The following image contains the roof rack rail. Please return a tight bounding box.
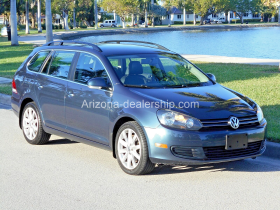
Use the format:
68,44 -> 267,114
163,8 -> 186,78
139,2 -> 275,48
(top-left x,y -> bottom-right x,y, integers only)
44,40 -> 102,52
99,40 -> 170,51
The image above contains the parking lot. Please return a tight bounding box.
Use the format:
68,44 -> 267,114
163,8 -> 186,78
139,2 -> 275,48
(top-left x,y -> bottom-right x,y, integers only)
1,108 -> 280,210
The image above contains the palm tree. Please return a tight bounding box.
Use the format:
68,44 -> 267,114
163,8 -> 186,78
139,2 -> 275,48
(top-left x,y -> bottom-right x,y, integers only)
45,0 -> 53,42
10,0 -> 19,46
26,0 -> 30,34
37,0 -> 42,33
94,0 -> 98,29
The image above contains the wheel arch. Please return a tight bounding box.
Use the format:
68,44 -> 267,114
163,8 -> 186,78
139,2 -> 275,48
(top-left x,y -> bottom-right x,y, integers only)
111,116 -> 140,158
19,98 -> 35,129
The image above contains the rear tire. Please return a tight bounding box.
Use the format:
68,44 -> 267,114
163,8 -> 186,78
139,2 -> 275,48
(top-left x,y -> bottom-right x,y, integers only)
115,121 -> 155,175
21,102 -> 51,145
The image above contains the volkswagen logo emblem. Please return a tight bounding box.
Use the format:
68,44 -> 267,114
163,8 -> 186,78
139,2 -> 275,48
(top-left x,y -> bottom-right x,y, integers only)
229,116 -> 239,129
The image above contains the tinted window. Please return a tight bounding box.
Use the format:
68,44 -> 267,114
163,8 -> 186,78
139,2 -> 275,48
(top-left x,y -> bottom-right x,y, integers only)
74,53 -> 109,85
28,51 -> 50,72
48,51 -> 75,79
107,54 -> 211,88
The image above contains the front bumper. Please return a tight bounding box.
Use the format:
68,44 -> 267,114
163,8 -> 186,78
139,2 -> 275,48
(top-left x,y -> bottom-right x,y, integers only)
144,119 -> 267,165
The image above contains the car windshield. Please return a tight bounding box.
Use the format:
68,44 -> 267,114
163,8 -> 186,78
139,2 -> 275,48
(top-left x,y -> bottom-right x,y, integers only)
107,53 -> 212,88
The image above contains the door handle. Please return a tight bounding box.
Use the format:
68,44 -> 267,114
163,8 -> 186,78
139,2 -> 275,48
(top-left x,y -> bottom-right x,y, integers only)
38,85 -> 43,90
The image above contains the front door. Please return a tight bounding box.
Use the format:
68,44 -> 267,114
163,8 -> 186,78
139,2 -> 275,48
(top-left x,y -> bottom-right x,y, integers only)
65,52 -> 112,145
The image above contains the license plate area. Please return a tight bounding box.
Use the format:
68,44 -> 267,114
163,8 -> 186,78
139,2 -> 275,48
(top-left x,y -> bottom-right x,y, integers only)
226,134 -> 248,150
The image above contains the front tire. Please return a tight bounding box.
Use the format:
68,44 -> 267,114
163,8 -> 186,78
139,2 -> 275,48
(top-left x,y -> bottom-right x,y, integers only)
115,121 -> 155,175
21,102 -> 51,145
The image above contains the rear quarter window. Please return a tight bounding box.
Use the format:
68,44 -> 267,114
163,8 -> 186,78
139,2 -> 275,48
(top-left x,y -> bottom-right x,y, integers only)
28,51 -> 50,72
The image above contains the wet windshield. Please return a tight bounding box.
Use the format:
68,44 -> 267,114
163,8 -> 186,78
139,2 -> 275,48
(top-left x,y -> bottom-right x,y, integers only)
107,53 -> 212,88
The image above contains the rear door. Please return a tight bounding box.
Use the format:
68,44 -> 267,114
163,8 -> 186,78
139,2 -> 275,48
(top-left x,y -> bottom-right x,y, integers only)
65,52 -> 112,145
35,50 -> 76,131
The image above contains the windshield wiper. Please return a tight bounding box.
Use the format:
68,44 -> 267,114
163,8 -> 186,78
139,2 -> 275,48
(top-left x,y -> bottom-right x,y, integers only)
123,84 -> 156,89
164,84 -> 189,88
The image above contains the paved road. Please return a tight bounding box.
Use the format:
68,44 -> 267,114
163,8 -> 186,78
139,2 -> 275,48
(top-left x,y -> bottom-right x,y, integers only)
1,108 -> 280,210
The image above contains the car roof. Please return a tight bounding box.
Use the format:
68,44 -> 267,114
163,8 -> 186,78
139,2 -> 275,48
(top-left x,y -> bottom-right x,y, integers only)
35,41 -> 173,57
97,43 -> 172,56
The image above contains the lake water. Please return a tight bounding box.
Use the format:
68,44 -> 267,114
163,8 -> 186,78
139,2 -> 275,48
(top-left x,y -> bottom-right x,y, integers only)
78,27 -> 280,59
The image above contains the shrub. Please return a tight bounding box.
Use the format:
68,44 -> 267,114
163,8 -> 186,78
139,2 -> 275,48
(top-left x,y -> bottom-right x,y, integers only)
79,22 -> 87,29
174,21 -> 200,24
54,25 -> 58,29
41,24 -> 46,30
16,24 -> 25,31
69,23 -> 73,29
59,24 -> 63,29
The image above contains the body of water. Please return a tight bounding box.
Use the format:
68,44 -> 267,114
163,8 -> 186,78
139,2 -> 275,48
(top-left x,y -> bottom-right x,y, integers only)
78,27 -> 280,59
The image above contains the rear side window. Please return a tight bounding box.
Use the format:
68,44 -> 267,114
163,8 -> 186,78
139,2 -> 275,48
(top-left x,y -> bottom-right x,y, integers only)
28,51 -> 50,72
48,51 -> 75,79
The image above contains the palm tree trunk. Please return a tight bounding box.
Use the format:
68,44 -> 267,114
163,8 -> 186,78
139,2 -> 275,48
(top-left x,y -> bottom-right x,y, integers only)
131,14 -> 134,26
26,0 -> 30,34
278,7 -> 280,24
10,0 -> 19,46
183,8 -> 186,25
37,0 -> 42,32
73,1 -> 76,28
145,8 -> 148,27
193,12 -> 196,25
45,0 -> 53,42
94,0 -> 98,29
151,0 -> 154,27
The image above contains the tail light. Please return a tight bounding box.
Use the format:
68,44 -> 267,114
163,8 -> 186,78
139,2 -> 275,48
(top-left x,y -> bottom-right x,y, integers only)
12,78 -> 18,94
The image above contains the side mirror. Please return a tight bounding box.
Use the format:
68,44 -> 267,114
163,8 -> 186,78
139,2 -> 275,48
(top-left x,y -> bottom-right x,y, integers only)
207,73 -> 216,83
87,77 -> 111,90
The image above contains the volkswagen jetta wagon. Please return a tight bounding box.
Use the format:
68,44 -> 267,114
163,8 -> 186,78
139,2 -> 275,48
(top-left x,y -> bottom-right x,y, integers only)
11,40 -> 267,175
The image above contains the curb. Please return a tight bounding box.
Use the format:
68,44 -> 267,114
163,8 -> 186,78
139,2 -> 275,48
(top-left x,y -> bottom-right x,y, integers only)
0,93 -> 11,106
263,141 -> 280,160
0,93 -> 279,159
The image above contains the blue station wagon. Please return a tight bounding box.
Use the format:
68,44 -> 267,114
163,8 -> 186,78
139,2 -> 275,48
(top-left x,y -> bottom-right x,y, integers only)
11,40 -> 267,175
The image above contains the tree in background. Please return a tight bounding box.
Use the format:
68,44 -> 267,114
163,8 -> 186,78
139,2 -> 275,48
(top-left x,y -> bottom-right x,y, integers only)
75,0 -> 94,26
37,0 -> 42,32
25,0 -> 30,34
52,0 -> 74,30
230,0 -> 262,24
172,0 -> 193,25
11,0 -> 19,45
101,0 -> 138,28
45,0 -> 53,42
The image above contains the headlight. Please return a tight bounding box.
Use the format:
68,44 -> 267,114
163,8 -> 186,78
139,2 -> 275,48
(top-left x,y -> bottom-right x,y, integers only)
157,109 -> 202,130
256,104 -> 264,123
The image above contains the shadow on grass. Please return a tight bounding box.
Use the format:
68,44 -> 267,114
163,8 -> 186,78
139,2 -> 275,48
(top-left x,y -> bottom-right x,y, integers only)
195,62 -> 279,83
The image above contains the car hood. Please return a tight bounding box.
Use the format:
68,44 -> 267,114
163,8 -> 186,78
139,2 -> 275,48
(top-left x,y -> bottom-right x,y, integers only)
129,84 -> 256,120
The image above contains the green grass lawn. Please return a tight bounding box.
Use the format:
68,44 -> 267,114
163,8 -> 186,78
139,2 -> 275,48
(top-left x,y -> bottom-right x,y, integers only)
0,39 -> 279,142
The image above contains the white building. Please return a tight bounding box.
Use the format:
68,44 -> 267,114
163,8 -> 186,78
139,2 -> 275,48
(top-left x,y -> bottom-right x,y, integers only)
162,7 -> 262,24
162,7 -> 201,24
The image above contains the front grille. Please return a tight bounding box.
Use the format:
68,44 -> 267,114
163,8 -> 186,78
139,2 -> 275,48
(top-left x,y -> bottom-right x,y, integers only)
203,141 -> 263,160
200,115 -> 259,131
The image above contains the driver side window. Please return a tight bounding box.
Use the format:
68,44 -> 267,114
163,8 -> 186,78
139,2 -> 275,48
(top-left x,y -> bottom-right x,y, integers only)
74,53 -> 110,85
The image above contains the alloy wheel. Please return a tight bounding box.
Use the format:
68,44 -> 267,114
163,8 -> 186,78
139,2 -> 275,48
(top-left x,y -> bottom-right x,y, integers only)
23,107 -> 39,140
118,128 -> 141,170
